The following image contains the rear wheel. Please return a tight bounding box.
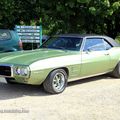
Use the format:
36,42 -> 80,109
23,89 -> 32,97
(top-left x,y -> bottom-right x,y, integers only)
112,62 -> 120,78
43,69 -> 68,94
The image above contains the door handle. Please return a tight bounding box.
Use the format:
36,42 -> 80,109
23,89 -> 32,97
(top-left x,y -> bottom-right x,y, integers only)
104,53 -> 109,56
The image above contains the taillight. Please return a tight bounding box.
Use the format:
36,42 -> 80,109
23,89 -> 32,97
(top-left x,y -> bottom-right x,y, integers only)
19,39 -> 23,49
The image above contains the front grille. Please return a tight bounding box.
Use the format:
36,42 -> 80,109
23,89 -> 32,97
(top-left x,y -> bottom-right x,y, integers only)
0,66 -> 11,76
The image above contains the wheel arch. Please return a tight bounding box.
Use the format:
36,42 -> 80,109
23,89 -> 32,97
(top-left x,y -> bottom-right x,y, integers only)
51,67 -> 69,76
44,67 -> 69,82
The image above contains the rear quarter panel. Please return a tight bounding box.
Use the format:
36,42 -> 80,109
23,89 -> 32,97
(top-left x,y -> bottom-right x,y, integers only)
108,47 -> 120,69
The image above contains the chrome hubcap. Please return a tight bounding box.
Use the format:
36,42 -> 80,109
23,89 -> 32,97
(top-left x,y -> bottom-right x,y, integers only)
52,72 -> 65,92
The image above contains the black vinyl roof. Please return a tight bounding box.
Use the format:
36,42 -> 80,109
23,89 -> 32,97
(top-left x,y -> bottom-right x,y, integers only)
55,34 -> 120,47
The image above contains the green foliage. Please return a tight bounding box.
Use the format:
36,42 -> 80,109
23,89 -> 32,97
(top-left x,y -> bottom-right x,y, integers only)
77,0 -> 90,3
102,0 -> 110,7
112,1 -> 120,11
115,36 -> 120,44
0,0 -> 120,38
89,7 -> 96,15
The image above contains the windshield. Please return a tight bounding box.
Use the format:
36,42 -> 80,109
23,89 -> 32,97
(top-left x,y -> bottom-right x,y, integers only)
41,37 -> 83,51
0,30 -> 11,40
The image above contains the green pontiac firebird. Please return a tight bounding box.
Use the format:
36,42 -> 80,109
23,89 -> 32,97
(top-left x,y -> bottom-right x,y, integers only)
0,34 -> 120,94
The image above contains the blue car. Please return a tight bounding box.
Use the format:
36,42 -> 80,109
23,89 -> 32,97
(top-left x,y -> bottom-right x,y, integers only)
0,29 -> 23,52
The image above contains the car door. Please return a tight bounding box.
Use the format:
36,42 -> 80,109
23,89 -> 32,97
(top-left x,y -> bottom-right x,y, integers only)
80,37 -> 112,77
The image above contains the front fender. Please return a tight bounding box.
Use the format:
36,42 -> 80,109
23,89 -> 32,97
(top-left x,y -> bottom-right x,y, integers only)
27,68 -> 53,85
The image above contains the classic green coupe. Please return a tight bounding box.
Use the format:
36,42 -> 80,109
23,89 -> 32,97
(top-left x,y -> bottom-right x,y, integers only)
0,34 -> 120,94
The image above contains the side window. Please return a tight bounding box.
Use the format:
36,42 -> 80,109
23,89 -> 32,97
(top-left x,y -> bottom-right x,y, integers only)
103,39 -> 112,50
83,38 -> 106,51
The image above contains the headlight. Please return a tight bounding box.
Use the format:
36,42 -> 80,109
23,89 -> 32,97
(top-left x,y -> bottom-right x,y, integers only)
15,67 -> 21,75
14,66 -> 30,77
21,68 -> 28,76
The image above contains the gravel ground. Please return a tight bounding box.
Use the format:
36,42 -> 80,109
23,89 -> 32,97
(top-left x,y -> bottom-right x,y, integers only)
0,75 -> 120,120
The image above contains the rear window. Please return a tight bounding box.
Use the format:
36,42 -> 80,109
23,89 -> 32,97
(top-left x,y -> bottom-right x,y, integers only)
0,30 -> 11,40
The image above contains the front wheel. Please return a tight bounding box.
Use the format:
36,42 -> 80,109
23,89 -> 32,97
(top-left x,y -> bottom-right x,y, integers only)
43,69 -> 68,94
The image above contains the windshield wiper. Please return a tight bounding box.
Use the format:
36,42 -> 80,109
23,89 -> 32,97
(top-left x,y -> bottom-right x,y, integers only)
40,45 -> 47,48
40,46 -> 66,50
53,46 -> 66,50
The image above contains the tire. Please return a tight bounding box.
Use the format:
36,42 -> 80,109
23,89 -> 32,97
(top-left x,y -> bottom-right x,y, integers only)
112,62 -> 120,78
6,78 -> 17,84
43,69 -> 68,94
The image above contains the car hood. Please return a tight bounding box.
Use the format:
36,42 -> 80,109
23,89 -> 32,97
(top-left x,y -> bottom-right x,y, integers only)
0,49 -> 76,65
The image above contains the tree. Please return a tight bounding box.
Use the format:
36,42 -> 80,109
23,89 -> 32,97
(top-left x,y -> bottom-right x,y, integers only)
0,0 -> 120,38
39,0 -> 120,38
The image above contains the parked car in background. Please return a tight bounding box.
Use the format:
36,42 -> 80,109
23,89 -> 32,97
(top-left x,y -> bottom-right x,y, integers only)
42,35 -> 49,43
0,34 -> 120,94
0,29 -> 23,52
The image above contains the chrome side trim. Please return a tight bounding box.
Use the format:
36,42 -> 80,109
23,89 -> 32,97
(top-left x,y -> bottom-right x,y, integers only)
68,71 -> 112,82
0,64 -> 13,67
11,65 -> 14,77
0,75 -> 13,78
